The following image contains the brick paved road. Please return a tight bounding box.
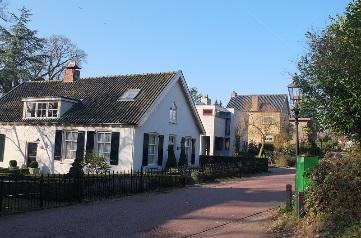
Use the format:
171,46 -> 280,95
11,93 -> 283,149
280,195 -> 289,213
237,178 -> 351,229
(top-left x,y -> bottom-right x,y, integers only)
0,168 -> 294,238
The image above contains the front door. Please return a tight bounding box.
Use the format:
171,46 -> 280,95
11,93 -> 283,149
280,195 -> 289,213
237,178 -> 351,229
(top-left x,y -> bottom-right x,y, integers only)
27,143 -> 38,166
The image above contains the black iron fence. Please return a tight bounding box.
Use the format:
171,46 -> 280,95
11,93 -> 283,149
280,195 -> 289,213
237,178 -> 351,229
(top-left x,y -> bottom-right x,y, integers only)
199,155 -> 269,174
0,158 -> 268,215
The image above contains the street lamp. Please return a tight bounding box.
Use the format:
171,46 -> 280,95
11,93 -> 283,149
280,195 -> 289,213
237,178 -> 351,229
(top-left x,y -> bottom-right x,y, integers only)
288,75 -> 302,156
288,75 -> 304,219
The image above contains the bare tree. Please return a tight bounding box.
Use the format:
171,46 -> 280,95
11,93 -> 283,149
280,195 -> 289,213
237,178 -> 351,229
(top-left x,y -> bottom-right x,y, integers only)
0,0 -> 9,21
34,35 -> 87,81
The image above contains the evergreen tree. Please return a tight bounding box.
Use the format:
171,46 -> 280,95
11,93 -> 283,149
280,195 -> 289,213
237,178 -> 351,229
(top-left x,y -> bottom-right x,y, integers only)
178,138 -> 188,167
0,7 -> 44,93
68,155 -> 85,177
165,145 -> 177,169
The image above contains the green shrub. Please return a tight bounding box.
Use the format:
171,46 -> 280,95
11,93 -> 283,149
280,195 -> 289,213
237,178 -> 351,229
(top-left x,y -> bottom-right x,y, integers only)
29,161 -> 39,168
68,155 -> 85,177
306,157 -> 361,220
178,141 -> 188,168
9,160 -> 17,168
337,222 -> 361,238
247,142 -> 259,156
84,153 -> 110,174
274,153 -> 295,167
166,145 -> 177,169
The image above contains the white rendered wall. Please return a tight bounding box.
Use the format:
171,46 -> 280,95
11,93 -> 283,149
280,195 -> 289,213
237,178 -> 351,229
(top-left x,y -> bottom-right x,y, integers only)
196,105 -> 216,155
134,80 -> 202,170
0,124 -> 134,174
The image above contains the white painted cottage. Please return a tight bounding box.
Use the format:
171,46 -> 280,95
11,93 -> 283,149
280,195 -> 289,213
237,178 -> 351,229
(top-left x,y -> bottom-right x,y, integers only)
0,63 -> 205,174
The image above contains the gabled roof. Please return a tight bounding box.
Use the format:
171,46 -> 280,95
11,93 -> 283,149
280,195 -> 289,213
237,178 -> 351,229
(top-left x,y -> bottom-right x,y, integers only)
227,94 -> 289,112
0,72 -> 179,125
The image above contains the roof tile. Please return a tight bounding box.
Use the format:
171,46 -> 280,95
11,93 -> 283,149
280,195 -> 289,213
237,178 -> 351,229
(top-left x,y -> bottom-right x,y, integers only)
0,72 -> 177,124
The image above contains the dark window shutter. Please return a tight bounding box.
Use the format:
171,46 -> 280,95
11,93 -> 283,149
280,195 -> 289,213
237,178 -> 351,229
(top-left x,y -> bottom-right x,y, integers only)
0,134 -> 5,162
110,132 -> 120,165
86,131 -> 95,154
54,130 -> 62,160
76,131 -> 85,160
142,133 -> 149,166
191,138 -> 196,165
157,135 -> 164,166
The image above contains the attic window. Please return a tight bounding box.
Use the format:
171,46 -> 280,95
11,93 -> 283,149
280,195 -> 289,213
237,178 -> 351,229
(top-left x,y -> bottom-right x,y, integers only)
25,101 -> 59,119
119,89 -> 140,101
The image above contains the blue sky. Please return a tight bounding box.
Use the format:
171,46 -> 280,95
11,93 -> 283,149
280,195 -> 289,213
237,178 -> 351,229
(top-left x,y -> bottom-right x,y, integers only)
8,0 -> 350,104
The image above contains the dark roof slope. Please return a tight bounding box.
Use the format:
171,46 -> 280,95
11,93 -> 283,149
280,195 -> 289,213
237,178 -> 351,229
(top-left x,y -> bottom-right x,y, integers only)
227,94 -> 288,112
0,72 -> 177,124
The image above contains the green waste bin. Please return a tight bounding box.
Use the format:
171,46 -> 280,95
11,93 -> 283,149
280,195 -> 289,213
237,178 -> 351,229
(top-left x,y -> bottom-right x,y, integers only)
295,156 -> 319,192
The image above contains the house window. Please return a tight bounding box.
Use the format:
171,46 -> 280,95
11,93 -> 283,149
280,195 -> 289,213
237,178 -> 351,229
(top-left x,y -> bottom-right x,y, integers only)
169,135 -> 176,147
169,102 -> 177,123
148,134 -> 158,165
97,132 -> 111,160
203,109 -> 213,116
37,103 -> 47,117
48,102 -> 59,117
26,102 -> 36,117
185,138 -> 192,160
118,89 -> 140,101
225,138 -> 230,150
263,116 -> 274,125
25,101 -> 59,119
265,134 -> 274,142
64,131 -> 78,160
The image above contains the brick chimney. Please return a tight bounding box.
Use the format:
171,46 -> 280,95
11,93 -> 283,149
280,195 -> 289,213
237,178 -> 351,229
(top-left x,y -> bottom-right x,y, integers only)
201,95 -> 211,105
64,61 -> 81,82
251,95 -> 259,111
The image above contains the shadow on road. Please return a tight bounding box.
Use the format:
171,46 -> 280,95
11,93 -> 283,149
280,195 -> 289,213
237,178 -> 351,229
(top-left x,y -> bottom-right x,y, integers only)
0,168 -> 295,238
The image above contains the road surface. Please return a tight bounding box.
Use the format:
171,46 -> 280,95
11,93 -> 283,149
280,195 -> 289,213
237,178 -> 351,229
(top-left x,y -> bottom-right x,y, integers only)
0,167 -> 294,238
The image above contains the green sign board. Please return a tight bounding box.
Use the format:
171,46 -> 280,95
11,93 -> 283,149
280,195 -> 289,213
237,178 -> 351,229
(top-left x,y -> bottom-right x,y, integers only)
295,156 -> 319,192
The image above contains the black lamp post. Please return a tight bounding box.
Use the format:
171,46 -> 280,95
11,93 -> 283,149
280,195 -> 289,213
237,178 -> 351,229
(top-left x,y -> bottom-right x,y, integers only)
288,75 -> 302,156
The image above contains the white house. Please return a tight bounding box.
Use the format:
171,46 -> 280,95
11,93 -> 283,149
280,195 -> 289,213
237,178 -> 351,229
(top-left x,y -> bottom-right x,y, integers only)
196,95 -> 238,156
0,63 -> 205,174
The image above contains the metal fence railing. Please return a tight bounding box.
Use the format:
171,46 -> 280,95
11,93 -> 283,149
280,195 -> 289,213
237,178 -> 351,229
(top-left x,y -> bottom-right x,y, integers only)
0,157 -> 268,215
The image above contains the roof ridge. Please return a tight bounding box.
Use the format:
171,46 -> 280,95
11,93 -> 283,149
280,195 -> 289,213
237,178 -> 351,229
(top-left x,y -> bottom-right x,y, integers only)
235,93 -> 288,97
81,71 -> 178,80
19,71 -> 178,83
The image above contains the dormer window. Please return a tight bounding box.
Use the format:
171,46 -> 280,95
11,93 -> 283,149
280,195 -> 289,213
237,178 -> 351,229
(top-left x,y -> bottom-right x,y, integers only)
118,89 -> 140,101
169,102 -> 177,123
25,101 -> 59,118
22,97 -> 78,119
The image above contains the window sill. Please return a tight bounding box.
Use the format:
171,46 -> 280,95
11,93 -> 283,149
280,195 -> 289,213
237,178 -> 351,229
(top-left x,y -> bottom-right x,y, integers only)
144,164 -> 162,171
59,159 -> 74,164
169,121 -> 177,124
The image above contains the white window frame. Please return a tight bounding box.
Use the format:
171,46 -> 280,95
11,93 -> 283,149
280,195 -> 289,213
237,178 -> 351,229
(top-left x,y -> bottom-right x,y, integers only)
148,133 -> 158,166
169,135 -> 176,146
25,101 -> 60,119
263,116 -> 275,125
96,131 -> 112,161
265,134 -> 274,142
169,102 -> 177,124
185,137 -> 192,162
63,131 -> 78,161
118,89 -> 141,101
